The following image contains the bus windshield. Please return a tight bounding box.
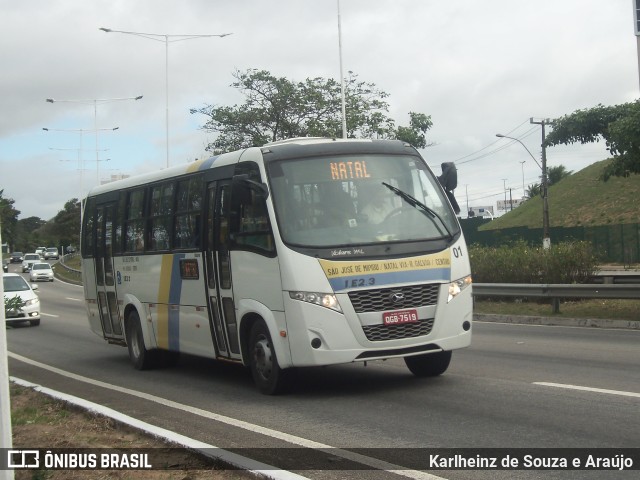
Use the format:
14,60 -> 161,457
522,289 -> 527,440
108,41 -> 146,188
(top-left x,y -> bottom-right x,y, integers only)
268,154 -> 460,248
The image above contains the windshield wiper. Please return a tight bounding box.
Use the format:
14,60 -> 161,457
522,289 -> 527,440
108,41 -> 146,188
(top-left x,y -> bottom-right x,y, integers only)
381,182 -> 454,239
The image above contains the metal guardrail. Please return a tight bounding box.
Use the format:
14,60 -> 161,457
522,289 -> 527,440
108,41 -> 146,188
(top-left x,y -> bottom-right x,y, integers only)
588,271 -> 640,284
473,283 -> 640,313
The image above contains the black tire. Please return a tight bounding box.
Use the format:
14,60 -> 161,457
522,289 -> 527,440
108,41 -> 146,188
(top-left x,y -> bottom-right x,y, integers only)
248,321 -> 290,395
405,350 -> 452,377
125,311 -> 159,370
29,319 -> 40,327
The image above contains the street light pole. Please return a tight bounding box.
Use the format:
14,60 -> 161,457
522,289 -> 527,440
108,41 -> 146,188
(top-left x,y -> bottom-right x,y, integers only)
520,160 -> 526,199
43,127 -> 117,210
496,132 -> 551,248
0,208 -> 13,470
100,28 -> 232,168
337,0 -> 347,139
46,96 -> 141,183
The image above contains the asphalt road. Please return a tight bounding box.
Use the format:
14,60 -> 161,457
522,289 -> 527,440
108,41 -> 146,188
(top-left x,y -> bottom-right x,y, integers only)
5,269 -> 640,480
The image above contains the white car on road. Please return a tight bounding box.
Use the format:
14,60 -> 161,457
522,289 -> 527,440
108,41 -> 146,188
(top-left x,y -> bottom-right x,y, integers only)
44,247 -> 59,260
22,253 -> 41,272
3,273 -> 40,326
29,262 -> 54,282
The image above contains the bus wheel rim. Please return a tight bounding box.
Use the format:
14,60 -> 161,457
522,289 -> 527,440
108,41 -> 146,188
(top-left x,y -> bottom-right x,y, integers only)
131,329 -> 141,358
254,335 -> 273,380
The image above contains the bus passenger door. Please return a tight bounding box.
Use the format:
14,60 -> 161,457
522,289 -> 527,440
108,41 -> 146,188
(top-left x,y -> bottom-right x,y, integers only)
95,203 -> 123,340
205,181 -> 241,360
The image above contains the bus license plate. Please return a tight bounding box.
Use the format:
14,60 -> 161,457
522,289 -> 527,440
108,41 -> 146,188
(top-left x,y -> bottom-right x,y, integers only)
383,309 -> 418,325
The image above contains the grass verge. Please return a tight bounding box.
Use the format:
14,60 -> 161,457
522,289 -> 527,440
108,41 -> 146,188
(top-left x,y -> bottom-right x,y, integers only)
10,383 -> 251,479
474,298 -> 639,321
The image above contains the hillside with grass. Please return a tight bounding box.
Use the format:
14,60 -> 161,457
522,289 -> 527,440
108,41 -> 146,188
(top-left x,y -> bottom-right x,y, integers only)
479,159 -> 640,230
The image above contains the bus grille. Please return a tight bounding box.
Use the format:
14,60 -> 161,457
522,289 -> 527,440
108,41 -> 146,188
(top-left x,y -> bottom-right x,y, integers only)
362,318 -> 435,342
348,284 -> 440,313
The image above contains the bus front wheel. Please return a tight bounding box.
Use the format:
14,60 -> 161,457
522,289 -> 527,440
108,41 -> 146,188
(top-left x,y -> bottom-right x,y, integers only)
126,311 -> 158,370
248,321 -> 290,395
404,350 -> 452,377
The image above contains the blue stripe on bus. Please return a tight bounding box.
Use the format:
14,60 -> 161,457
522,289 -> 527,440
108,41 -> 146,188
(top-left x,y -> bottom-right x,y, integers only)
168,254 -> 185,351
328,267 -> 450,292
198,156 -> 217,170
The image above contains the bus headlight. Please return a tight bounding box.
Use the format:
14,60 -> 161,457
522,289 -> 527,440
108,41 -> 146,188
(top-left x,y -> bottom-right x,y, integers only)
448,275 -> 472,303
289,291 -> 342,313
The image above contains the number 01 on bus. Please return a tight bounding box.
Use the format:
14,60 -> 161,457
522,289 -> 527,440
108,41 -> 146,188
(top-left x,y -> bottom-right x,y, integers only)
81,138 -> 472,394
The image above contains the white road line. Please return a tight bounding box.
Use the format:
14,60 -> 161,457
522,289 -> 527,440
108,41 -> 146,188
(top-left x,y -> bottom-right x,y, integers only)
8,352 -> 444,480
65,297 -> 83,302
41,313 -> 59,318
534,382 -> 640,398
11,377 -> 308,480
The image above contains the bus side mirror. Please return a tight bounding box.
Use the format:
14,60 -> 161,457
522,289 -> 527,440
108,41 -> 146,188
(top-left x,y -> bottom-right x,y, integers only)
437,163 -> 460,214
232,174 -> 270,199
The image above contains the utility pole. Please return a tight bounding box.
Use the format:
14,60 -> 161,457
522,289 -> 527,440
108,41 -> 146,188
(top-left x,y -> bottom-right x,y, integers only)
501,179 -> 507,213
509,188 -> 513,211
634,0 -> 640,91
530,117 -> 551,248
465,184 -> 469,217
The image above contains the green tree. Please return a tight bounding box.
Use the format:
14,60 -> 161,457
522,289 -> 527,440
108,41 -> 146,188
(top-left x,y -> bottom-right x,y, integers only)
47,198 -> 81,249
525,183 -> 541,199
192,69 -> 432,152
545,101 -> 640,180
0,189 -> 20,251
16,216 -> 47,252
547,165 -> 572,185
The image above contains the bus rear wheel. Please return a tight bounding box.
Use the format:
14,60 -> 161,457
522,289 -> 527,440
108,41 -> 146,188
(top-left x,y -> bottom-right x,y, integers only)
126,311 -> 159,370
248,321 -> 290,395
404,350 -> 452,377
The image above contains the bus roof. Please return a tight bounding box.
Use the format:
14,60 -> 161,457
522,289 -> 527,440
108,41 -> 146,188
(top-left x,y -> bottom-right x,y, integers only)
85,138 -> 419,198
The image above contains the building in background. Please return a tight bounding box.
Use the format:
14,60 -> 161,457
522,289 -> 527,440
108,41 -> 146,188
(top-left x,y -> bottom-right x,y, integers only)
497,198 -> 525,213
468,206 -> 494,219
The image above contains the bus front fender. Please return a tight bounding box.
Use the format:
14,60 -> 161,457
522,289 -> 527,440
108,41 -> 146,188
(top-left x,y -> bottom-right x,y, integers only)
236,299 -> 292,369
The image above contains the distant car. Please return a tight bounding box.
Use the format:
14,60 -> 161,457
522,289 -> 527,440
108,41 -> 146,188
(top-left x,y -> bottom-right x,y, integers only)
10,252 -> 24,263
44,247 -> 59,260
29,262 -> 54,282
65,246 -> 76,254
35,247 -> 46,258
2,261 -> 7,273
3,273 -> 40,326
22,253 -> 41,272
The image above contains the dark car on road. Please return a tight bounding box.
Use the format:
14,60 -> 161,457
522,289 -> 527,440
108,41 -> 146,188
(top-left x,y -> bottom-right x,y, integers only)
10,252 -> 24,263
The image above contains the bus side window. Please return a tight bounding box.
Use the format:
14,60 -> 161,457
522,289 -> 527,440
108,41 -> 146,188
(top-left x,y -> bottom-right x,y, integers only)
82,198 -> 95,257
148,182 -> 173,251
232,163 -> 275,254
175,176 -> 203,249
125,189 -> 145,253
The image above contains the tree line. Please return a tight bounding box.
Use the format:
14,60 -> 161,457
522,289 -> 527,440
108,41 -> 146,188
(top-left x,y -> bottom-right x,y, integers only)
1,191 -> 80,254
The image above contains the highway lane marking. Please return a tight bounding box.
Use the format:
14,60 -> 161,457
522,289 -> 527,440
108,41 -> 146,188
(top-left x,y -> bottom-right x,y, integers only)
8,352 -> 444,480
41,313 -> 59,318
65,297 -> 83,302
534,382 -> 640,398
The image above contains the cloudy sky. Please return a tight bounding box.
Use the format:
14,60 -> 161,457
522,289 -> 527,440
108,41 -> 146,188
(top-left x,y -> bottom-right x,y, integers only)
1,0 -> 638,221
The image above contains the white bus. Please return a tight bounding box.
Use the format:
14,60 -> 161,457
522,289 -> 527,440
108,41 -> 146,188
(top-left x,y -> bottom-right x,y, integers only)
81,138 -> 472,394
